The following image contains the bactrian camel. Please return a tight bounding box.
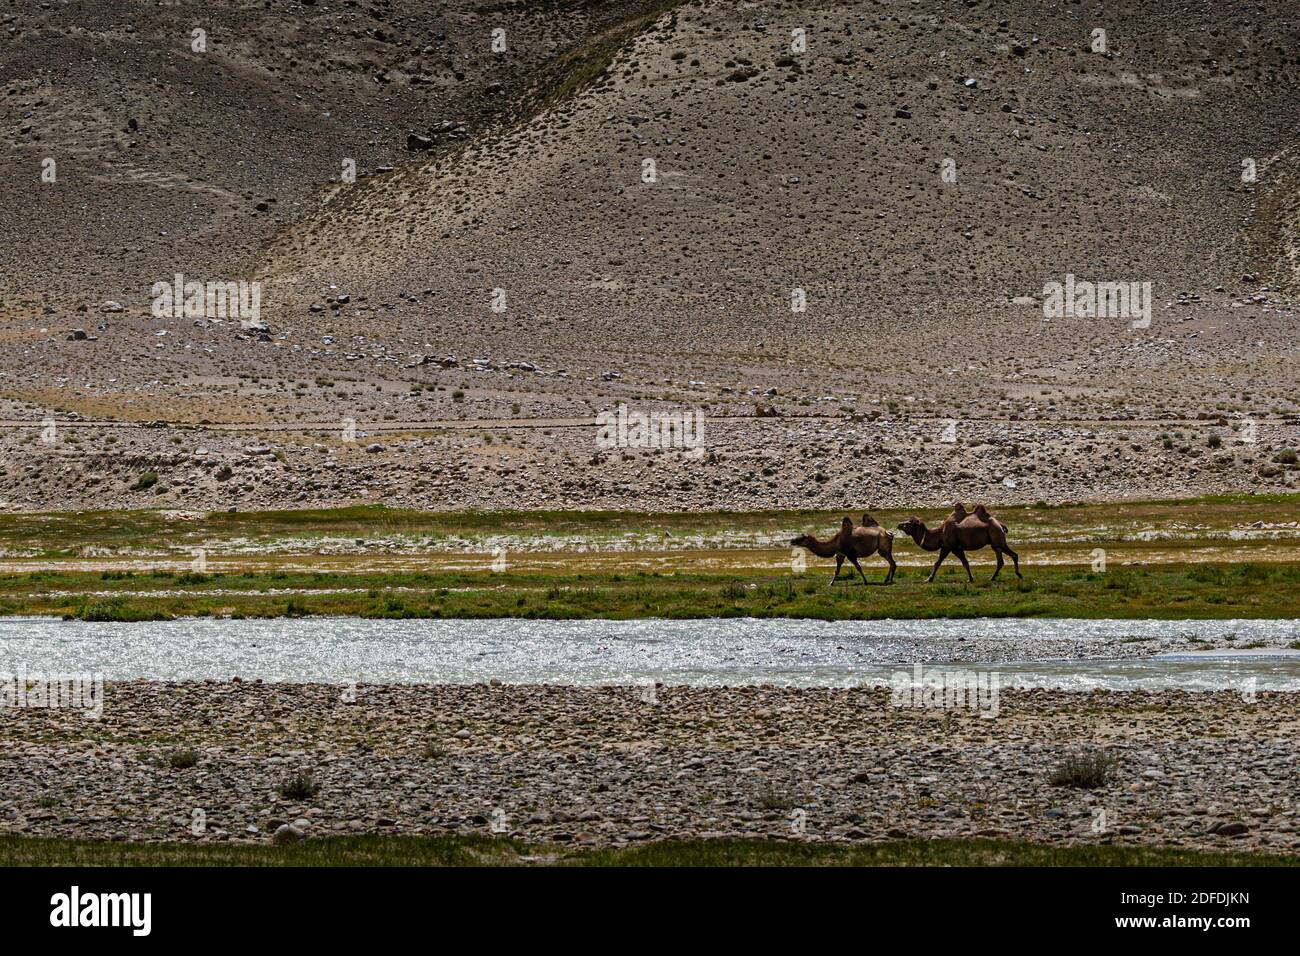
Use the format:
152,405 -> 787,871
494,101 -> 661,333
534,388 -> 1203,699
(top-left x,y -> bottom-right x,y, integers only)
791,515 -> 897,585
896,503 -> 1021,582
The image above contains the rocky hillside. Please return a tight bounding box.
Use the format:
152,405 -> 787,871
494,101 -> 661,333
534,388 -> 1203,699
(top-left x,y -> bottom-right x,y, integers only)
254,0 -> 1300,414
3,0 -> 668,311
3,0 -> 1300,511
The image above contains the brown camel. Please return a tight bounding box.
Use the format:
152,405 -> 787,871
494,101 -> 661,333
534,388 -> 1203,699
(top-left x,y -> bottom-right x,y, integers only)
791,515 -> 897,585
897,506 -> 1021,582
950,502 -> 1007,533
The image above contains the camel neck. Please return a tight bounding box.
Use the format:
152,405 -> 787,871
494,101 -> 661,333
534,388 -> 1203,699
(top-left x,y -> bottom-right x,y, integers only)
913,524 -> 941,549
807,534 -> 841,558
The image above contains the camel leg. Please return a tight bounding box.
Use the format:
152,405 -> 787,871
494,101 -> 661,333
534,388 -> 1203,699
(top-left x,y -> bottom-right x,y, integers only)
830,554 -> 844,585
1005,546 -> 1022,579
954,548 -> 974,583
849,555 -> 869,586
927,547 -> 950,583
991,549 -> 1004,581
884,553 -> 896,584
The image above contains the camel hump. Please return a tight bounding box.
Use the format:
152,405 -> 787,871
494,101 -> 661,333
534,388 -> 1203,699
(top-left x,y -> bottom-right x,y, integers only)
841,516 -> 854,531
860,513 -> 879,527
950,503 -> 969,521
971,504 -> 1007,531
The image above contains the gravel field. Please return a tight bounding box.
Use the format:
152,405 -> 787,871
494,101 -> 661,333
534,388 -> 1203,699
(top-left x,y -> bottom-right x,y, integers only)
2,681 -> 1296,853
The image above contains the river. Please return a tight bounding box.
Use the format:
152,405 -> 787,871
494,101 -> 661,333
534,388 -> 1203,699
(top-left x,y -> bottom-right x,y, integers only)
1,616 -> 1298,690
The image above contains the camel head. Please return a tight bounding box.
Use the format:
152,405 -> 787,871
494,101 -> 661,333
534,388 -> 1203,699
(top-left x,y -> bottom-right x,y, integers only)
897,516 -> 926,538
790,533 -> 814,548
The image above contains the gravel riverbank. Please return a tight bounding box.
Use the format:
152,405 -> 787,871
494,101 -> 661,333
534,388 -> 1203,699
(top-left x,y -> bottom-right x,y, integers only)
1,682 -> 1296,854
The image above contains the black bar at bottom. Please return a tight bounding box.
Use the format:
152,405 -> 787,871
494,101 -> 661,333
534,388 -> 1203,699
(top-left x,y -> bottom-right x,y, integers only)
0,864 -> 1283,940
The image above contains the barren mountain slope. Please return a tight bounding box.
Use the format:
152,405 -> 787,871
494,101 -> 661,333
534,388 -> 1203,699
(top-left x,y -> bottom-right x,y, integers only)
2,0 -> 667,311
3,0 -> 1300,511
254,0 -> 1300,417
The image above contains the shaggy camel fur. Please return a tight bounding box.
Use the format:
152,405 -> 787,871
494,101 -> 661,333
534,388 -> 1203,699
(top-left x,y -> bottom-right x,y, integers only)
791,515 -> 897,585
897,505 -> 1021,582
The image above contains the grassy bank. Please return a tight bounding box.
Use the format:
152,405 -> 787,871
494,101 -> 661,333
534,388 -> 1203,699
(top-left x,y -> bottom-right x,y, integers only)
0,834 -> 1292,867
1,560 -> 1296,621
0,492 -> 1295,558
0,493 -> 1294,621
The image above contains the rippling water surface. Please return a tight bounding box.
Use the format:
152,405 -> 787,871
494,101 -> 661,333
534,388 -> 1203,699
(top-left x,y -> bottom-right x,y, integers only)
1,616 -> 1298,690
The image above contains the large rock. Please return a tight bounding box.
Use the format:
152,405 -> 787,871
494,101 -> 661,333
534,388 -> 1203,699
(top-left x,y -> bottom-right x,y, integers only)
272,823 -> 305,845
1211,821 -> 1249,837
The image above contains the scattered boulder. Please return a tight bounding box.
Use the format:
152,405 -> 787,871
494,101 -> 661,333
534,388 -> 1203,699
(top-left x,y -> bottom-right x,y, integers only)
271,823 -> 305,845
1210,821 -> 1249,837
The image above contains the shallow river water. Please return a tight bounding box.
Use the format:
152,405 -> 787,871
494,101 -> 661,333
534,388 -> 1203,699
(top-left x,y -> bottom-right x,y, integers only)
1,616 -> 1298,690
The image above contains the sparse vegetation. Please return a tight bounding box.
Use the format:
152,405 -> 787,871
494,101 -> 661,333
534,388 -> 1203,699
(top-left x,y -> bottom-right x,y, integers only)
168,748 -> 200,770
1049,749 -> 1120,789
752,785 -> 804,812
275,771 -> 321,802
71,596 -> 171,623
